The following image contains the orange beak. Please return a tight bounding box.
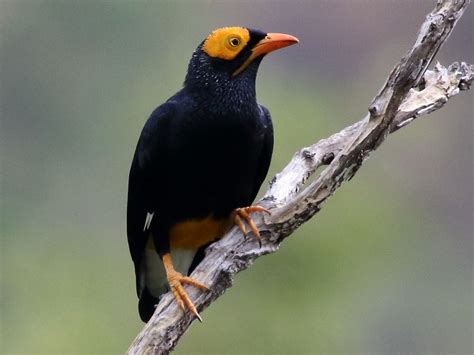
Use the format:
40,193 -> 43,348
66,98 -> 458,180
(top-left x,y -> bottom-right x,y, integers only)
232,33 -> 299,77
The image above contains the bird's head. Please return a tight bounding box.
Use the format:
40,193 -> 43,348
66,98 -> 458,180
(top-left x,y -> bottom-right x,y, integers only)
184,27 -> 298,95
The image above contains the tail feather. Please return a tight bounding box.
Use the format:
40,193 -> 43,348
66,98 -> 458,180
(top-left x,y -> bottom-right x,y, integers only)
138,287 -> 158,322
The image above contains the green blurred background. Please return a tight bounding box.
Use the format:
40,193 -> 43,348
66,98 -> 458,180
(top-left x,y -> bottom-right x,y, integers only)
1,1 -> 472,354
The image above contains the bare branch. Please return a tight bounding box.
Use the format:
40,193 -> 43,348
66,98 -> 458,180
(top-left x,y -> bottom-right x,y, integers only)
127,1 -> 472,354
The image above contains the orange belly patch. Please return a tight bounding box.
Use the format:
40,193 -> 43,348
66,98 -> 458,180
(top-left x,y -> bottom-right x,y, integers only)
169,215 -> 233,249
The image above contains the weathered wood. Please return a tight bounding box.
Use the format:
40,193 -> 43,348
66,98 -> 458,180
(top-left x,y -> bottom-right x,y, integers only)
127,1 -> 472,354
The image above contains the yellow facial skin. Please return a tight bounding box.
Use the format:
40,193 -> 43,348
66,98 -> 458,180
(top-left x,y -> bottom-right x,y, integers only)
202,27 -> 250,60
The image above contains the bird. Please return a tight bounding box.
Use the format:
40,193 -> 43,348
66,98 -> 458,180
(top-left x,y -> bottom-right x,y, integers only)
127,27 -> 298,323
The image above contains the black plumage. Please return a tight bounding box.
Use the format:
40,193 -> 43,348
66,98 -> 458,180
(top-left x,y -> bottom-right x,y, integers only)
127,27 -> 297,322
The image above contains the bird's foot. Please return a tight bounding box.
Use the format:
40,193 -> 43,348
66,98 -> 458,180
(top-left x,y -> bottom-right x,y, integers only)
234,205 -> 271,247
163,254 -> 209,322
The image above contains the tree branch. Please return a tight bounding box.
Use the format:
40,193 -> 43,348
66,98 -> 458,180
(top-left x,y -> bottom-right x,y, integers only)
127,1 -> 472,353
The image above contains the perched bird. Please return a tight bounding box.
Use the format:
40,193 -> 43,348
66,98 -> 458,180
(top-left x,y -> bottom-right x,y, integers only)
127,27 -> 298,322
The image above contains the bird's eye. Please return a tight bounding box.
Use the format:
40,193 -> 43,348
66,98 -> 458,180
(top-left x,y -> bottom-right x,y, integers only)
228,37 -> 241,47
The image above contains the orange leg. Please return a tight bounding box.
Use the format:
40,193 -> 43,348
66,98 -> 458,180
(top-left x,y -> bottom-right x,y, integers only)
234,206 -> 271,247
162,253 -> 209,322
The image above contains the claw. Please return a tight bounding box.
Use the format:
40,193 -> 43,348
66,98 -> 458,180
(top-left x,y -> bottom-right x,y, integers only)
244,206 -> 271,215
234,205 -> 270,247
234,214 -> 247,237
163,253 -> 208,321
195,311 -> 203,323
181,276 -> 210,291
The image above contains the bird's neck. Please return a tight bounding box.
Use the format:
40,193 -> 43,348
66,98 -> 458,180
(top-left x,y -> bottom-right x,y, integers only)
183,62 -> 260,116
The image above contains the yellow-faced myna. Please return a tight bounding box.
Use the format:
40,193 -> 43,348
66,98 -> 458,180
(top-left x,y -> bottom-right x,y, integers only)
127,27 -> 298,322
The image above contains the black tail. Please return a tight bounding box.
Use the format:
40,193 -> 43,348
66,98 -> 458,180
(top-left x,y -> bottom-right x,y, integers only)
138,287 -> 158,322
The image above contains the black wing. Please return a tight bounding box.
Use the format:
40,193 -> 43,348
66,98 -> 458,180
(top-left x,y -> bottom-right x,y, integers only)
188,104 -> 273,275
127,102 -> 174,294
250,104 -> 274,201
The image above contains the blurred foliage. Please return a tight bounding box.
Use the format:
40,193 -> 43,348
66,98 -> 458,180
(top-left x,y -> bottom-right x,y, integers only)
1,1 -> 472,354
